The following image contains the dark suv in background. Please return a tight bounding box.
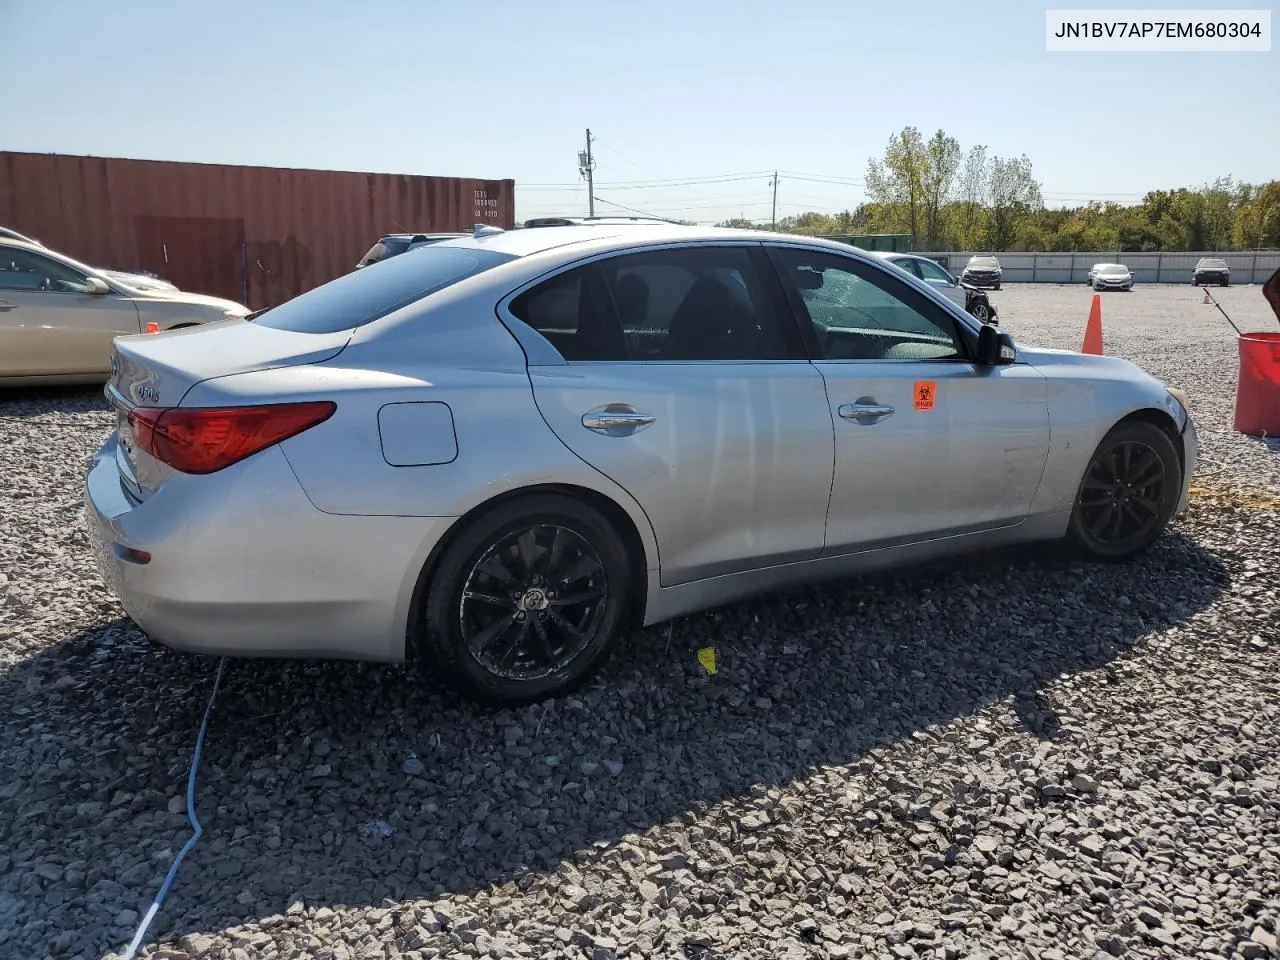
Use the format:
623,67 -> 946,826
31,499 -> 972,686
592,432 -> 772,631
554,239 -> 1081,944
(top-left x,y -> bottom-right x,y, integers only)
1192,257 -> 1230,286
961,255 -> 1003,289
355,233 -> 467,269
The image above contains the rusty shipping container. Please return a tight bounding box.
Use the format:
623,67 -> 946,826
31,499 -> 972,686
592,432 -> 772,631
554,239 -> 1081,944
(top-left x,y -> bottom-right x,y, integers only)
0,152 -> 515,309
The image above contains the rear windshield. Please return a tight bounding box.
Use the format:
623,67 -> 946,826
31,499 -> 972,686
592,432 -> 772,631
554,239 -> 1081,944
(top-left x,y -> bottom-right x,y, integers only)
254,246 -> 516,334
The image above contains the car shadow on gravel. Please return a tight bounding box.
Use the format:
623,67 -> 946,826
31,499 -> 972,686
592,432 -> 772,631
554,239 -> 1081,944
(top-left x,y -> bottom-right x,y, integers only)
0,528 -> 1229,958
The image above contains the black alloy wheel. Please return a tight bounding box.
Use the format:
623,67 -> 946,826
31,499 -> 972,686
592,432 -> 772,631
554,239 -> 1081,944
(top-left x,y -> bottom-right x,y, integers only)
421,494 -> 632,706
460,524 -> 608,681
1067,421 -> 1181,560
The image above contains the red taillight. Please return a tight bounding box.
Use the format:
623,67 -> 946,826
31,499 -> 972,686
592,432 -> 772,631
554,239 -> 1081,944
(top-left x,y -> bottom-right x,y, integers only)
127,402 -> 336,474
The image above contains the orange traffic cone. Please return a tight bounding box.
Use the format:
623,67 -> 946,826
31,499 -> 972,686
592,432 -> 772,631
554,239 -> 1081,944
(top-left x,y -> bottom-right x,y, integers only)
1202,287 -> 1213,305
1081,293 -> 1103,355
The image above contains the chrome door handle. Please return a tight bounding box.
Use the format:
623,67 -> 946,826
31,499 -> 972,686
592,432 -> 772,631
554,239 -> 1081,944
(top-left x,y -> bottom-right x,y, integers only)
838,402 -> 895,424
581,405 -> 656,436
0,301 -> 16,312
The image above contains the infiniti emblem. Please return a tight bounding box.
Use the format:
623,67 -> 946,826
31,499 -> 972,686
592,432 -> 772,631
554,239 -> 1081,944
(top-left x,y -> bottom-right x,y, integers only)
109,355 -> 119,378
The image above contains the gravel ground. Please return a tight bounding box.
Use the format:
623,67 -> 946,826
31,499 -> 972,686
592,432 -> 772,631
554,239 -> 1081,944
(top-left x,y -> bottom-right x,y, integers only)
1,283 -> 1278,960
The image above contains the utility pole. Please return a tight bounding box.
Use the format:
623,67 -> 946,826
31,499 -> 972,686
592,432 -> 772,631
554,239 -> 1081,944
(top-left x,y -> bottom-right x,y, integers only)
769,171 -> 779,230
578,129 -> 596,217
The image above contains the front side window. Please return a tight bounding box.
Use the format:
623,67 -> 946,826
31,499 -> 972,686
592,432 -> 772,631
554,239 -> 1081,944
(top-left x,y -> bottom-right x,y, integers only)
0,248 -> 92,293
509,245 -> 805,362
257,245 -> 515,333
770,248 -> 964,362
915,259 -> 953,284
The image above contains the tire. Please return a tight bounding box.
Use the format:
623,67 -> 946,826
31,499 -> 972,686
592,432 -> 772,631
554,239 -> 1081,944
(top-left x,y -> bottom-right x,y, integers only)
420,493 -> 632,706
1066,420 -> 1182,561
1221,279 -> 1229,287
994,282 -> 1001,291
969,301 -> 991,323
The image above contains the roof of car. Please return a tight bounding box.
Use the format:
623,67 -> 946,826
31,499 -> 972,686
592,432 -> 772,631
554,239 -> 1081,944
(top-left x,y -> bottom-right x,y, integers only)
523,216 -> 676,228
380,232 -> 467,241
430,224 -> 867,260
0,236 -> 48,253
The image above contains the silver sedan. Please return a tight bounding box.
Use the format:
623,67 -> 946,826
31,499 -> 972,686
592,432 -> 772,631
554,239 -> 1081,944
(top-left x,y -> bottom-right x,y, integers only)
86,225 -> 1197,705
0,239 -> 249,385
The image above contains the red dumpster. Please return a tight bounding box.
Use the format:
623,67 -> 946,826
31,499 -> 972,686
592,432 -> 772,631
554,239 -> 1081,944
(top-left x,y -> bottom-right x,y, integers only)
1234,332 -> 1280,437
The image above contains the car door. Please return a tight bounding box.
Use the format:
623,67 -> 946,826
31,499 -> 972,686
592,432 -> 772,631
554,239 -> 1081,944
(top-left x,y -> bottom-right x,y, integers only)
765,244 -> 1051,552
0,247 -> 140,376
505,243 -> 835,586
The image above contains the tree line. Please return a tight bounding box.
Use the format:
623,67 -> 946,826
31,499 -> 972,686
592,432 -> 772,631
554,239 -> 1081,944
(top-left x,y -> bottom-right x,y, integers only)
718,126 -> 1280,252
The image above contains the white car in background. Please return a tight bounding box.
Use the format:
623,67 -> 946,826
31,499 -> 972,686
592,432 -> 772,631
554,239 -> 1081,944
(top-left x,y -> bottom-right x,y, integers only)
0,238 -> 249,386
1087,263 -> 1134,291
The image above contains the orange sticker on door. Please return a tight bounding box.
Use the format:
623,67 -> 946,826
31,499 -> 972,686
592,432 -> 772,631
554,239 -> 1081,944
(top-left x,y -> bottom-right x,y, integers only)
913,380 -> 937,411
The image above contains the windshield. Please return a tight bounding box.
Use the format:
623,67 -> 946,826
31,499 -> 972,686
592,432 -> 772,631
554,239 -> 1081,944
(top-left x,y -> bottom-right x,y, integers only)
969,257 -> 998,267
254,246 -> 516,333
1099,264 -> 1128,274
1200,258 -> 1227,268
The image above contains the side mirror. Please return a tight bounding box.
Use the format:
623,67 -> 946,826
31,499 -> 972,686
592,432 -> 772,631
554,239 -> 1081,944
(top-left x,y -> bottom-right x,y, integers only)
84,277 -> 111,295
977,323 -> 1016,365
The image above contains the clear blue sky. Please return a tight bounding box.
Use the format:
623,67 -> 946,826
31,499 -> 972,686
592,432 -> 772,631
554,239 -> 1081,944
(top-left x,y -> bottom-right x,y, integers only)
1,0 -> 1275,224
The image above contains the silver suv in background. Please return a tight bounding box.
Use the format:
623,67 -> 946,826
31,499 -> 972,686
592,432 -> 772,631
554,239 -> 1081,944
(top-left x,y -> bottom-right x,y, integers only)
1193,257 -> 1230,286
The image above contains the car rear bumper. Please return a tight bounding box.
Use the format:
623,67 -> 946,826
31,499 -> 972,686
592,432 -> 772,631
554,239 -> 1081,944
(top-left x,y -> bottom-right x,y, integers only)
84,435 -> 454,661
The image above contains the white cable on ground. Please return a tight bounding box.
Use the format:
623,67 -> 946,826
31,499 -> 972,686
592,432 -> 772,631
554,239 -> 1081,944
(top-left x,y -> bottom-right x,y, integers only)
120,656 -> 226,960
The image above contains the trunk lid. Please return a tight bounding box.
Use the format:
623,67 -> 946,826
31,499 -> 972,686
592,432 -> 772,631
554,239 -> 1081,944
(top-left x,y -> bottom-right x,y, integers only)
107,319 -> 352,500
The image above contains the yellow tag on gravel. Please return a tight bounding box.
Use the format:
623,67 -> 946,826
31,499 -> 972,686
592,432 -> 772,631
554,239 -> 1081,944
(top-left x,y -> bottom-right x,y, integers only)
697,646 -> 717,675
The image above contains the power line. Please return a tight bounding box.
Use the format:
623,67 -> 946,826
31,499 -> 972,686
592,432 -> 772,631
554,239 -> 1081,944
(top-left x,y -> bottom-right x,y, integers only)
593,194 -> 684,222
517,169 -> 774,188
780,171 -> 866,186
593,140 -> 666,183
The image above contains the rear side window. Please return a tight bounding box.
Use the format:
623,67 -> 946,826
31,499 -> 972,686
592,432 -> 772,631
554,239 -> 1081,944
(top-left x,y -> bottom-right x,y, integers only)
255,246 -> 515,333
508,246 -> 805,362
